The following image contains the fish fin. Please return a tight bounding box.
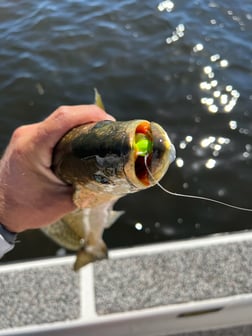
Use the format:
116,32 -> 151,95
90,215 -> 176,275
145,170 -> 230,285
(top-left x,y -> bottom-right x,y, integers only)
94,88 -> 105,110
74,240 -> 108,271
42,218 -> 81,251
105,210 -> 125,228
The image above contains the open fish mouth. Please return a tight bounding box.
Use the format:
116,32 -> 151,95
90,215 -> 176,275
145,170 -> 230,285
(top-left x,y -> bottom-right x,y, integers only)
125,120 -> 176,188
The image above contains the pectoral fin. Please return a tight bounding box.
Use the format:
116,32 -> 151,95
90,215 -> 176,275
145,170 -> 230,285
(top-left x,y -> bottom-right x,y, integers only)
105,210 -> 125,228
42,219 -> 81,251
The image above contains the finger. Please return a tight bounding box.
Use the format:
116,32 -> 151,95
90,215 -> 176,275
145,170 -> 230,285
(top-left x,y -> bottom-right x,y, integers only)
41,104 -> 115,148
29,105 -> 115,168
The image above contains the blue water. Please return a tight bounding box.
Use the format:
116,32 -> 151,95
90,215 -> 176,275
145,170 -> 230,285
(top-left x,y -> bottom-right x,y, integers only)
0,0 -> 251,260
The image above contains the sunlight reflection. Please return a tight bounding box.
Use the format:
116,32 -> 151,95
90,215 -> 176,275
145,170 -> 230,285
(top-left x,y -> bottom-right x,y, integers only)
198,135 -> 231,160
176,157 -> 184,168
193,43 -> 204,52
157,0 -> 174,12
210,54 -> 220,62
229,120 -> 237,130
176,131 -> 233,172
243,144 -> 251,158
166,23 -> 185,44
135,222 -> 143,231
185,135 -> 193,143
183,182 -> 189,189
179,141 -> 186,149
205,158 -> 216,169
200,136 -> 216,148
195,46 -> 240,114
179,134 -> 193,150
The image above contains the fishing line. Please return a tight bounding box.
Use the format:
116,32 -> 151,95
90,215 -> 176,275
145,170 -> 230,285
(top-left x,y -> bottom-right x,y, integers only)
144,156 -> 252,212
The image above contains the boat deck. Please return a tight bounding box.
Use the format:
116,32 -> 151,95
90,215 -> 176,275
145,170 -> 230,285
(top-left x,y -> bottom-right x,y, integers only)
0,231 -> 252,336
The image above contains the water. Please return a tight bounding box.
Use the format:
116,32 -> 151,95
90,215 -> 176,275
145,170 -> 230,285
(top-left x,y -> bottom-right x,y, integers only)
0,0 -> 251,261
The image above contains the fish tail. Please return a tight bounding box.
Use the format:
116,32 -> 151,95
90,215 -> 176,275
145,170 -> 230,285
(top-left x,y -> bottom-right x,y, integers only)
73,239 -> 108,271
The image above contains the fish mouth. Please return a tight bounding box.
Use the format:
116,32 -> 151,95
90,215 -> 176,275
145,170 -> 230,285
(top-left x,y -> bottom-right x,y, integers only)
127,121 -> 176,188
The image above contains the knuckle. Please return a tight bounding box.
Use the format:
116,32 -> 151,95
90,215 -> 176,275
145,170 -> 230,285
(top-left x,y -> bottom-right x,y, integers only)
11,124 -> 36,156
52,106 -> 71,126
54,105 -> 69,119
12,125 -> 29,141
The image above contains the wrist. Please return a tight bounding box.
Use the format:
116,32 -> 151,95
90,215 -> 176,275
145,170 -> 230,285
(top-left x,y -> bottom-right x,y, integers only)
0,223 -> 17,258
0,223 -> 17,244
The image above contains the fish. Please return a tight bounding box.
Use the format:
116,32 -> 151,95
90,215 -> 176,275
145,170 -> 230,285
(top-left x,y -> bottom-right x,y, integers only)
42,90 -> 176,270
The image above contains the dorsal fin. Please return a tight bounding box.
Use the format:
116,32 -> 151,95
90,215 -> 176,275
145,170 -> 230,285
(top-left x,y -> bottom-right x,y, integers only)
94,88 -> 105,110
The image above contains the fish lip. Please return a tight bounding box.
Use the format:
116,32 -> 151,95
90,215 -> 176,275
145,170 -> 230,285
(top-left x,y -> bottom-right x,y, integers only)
169,143 -> 176,164
124,120 -> 175,189
147,122 -> 175,185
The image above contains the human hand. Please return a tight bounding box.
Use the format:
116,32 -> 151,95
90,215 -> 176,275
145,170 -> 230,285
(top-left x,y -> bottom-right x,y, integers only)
0,105 -> 115,233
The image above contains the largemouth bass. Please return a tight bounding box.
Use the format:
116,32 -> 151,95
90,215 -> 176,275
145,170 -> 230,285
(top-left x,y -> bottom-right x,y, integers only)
42,92 -> 176,270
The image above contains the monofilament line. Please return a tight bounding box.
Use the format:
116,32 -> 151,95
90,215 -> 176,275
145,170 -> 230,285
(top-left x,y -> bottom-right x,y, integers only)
144,156 -> 252,212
